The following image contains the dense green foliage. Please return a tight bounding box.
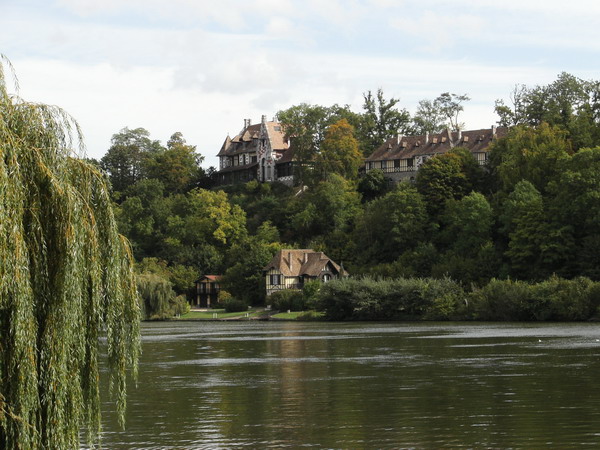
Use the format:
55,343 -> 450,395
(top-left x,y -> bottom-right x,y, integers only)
137,273 -> 189,320
107,72 -> 600,321
268,289 -> 305,312
268,280 -> 323,312
222,297 -> 249,313
495,73 -> 600,150
0,59 -> 139,448
316,277 -> 600,322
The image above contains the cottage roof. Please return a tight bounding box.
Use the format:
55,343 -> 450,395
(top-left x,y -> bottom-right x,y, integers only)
196,275 -> 223,283
264,249 -> 347,277
365,126 -> 508,162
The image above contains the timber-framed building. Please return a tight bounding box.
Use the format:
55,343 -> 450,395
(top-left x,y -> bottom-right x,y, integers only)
217,115 -> 295,186
365,126 -> 508,183
194,275 -> 222,308
263,249 -> 348,296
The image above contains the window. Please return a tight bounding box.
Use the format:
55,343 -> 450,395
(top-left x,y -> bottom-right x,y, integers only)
322,274 -> 331,282
394,159 -> 400,168
407,158 -> 414,168
270,274 -> 281,286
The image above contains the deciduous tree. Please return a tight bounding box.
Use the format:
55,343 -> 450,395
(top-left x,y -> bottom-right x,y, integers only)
316,119 -> 362,181
100,127 -> 164,194
360,88 -> 412,155
0,58 -> 139,448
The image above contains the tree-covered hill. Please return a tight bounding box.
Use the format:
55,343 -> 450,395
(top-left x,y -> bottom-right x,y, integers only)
107,74 -> 600,312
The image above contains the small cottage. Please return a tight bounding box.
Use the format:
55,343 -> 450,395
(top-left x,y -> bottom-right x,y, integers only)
194,275 -> 222,308
263,249 -> 347,296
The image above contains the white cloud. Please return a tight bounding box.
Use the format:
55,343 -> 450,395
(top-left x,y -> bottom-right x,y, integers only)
390,11 -> 486,53
3,0 -> 599,167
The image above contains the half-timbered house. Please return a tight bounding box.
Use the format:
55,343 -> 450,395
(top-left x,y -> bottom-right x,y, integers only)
194,275 -> 222,308
263,249 -> 348,296
216,115 -> 295,185
364,126 -> 508,183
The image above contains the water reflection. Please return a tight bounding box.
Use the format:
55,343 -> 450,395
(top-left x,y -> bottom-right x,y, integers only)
99,322 -> 600,448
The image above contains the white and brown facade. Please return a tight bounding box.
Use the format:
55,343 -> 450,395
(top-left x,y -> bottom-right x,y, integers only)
263,249 -> 348,296
217,115 -> 295,186
364,126 -> 508,183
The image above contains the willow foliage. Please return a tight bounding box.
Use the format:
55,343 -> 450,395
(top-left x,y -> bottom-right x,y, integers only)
0,57 -> 140,448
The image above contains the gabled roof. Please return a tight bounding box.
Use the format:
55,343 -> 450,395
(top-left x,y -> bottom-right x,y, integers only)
196,275 -> 223,282
366,126 -> 508,162
264,249 -> 348,277
265,122 -> 288,151
217,120 -> 289,158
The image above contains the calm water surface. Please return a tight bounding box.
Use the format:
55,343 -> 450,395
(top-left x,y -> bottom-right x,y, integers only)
99,321 -> 600,448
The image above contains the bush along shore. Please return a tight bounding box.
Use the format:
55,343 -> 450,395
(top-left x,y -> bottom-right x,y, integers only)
313,276 -> 600,321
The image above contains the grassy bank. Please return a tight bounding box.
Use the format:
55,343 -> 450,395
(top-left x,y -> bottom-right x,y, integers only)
179,307 -> 268,320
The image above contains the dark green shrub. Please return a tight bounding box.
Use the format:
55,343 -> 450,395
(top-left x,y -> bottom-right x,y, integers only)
302,280 -> 322,310
317,275 -> 600,322
223,297 -> 249,313
316,276 -> 466,321
422,278 -> 468,320
269,289 -> 305,312
470,279 -> 534,321
532,276 -> 598,320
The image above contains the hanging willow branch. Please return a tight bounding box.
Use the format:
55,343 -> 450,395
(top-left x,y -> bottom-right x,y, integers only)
0,57 -> 140,448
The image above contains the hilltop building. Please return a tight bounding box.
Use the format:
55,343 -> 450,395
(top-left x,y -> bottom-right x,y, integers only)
365,126 -> 508,183
263,249 -> 348,296
216,115 -> 295,186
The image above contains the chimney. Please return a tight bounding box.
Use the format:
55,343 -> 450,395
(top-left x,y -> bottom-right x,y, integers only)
425,132 -> 429,144
288,252 -> 293,271
491,124 -> 497,137
261,114 -> 267,124
396,134 -> 403,145
457,129 -> 462,141
303,252 -> 308,264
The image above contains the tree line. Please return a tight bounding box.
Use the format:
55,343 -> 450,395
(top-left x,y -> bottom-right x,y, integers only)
97,73 -> 600,318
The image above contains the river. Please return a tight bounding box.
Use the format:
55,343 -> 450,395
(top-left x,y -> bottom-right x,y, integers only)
99,321 -> 600,448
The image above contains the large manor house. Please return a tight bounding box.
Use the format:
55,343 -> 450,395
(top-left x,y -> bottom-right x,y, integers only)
216,115 -> 508,186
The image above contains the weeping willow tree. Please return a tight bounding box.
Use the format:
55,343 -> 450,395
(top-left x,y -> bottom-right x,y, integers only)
0,57 -> 140,447
137,273 -> 189,320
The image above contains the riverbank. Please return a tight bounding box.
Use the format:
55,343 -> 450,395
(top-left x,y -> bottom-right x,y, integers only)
175,308 -> 324,321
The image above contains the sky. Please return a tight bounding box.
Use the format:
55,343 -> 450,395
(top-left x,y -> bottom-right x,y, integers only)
1,0 -> 599,167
